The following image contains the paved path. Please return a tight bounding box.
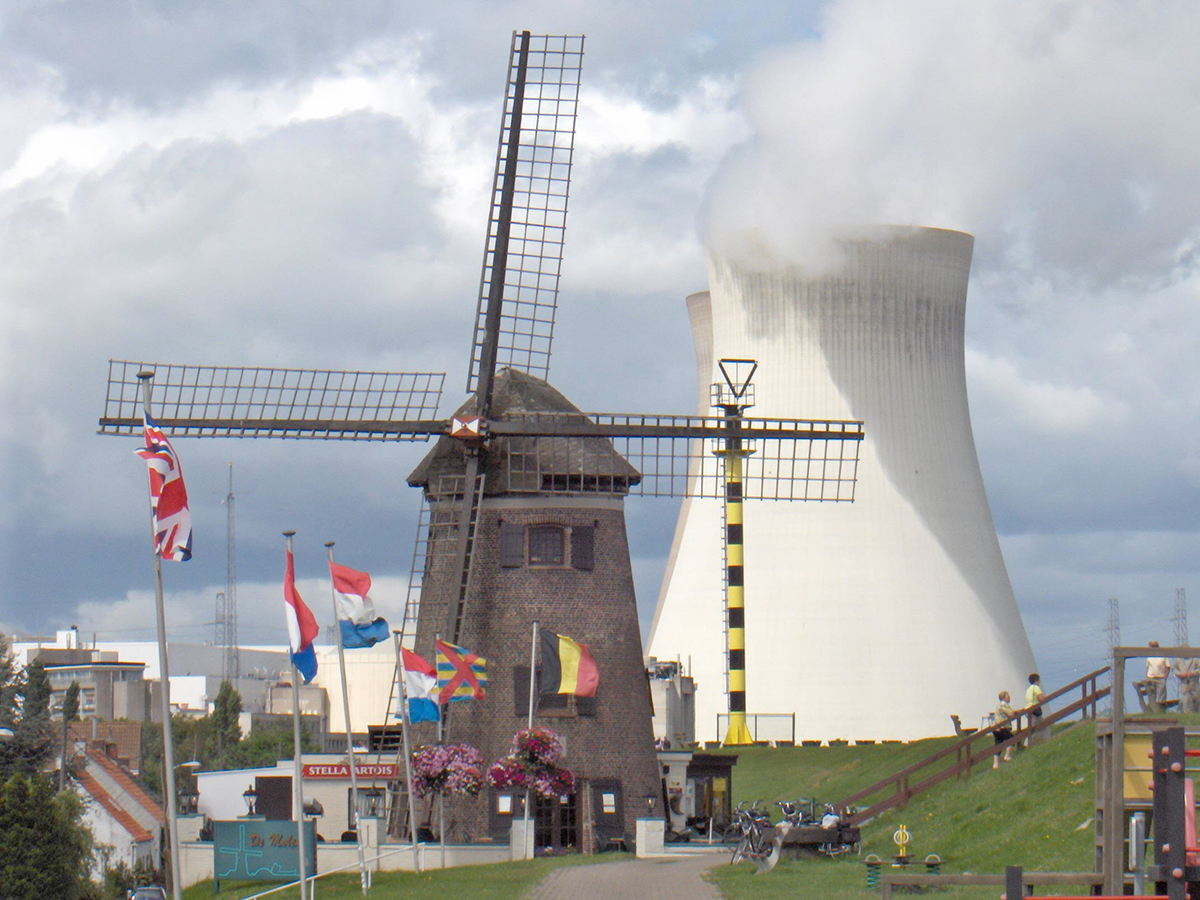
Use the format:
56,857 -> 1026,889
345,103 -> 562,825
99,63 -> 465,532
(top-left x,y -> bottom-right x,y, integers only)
524,853 -> 726,900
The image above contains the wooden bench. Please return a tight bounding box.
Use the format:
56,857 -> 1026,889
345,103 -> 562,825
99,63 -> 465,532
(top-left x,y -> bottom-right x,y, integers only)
950,714 -> 977,736
1133,679 -> 1181,714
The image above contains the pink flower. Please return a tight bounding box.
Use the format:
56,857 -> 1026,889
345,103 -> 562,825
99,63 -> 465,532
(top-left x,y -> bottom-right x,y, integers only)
411,743 -> 484,798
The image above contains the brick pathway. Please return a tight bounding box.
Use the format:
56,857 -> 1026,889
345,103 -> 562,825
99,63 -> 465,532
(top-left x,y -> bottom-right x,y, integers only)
523,853 -> 726,900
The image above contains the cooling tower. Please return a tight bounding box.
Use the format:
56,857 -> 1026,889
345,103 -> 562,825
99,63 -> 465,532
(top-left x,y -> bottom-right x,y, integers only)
647,225 -> 1036,742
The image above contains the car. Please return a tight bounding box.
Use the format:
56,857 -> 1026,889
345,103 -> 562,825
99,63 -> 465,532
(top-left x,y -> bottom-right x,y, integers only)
128,888 -> 167,900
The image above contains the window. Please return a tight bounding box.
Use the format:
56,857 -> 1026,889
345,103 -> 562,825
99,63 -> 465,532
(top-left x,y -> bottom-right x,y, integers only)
601,791 -> 617,815
497,794 -> 513,815
528,526 -> 565,566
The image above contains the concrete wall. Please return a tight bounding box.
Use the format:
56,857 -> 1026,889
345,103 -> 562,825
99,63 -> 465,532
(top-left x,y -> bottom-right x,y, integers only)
649,226 -> 1036,741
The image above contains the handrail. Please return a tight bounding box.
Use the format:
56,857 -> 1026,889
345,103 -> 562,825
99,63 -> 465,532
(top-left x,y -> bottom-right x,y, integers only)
836,666 -> 1110,824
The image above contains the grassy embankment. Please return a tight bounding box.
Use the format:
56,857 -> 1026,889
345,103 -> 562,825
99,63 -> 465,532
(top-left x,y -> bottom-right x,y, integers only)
709,722 -> 1099,899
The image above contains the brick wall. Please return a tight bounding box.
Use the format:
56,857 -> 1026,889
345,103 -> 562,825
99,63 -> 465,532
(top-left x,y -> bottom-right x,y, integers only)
412,499 -> 661,845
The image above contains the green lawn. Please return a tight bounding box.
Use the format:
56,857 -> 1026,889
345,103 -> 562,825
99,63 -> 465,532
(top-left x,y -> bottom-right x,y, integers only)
183,852 -> 628,900
707,724 -> 1100,898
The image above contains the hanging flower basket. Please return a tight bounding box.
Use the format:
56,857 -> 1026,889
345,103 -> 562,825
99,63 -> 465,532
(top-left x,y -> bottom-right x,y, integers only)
513,726 -> 565,767
411,743 -> 484,798
487,727 -> 575,798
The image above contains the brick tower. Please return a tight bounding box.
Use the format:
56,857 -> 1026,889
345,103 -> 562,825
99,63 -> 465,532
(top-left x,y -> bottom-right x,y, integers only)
408,368 -> 661,848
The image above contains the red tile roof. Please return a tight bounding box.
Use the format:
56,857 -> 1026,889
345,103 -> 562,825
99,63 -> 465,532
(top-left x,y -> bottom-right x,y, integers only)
87,752 -> 164,824
68,721 -> 142,770
74,770 -> 153,844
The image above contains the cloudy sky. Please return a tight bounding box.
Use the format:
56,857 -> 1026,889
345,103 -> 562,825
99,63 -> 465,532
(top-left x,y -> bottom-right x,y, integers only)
2,0 -> 1198,698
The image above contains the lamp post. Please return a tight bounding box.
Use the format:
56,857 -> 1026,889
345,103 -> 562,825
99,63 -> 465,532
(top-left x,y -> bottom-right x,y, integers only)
644,793 -> 657,816
242,785 -> 258,817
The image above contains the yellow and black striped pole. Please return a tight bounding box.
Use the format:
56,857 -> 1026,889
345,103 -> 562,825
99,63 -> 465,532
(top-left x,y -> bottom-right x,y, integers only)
713,359 -> 757,746
722,441 -> 754,746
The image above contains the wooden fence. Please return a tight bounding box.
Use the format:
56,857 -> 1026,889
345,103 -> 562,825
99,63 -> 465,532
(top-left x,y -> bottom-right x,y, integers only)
837,667 -> 1110,825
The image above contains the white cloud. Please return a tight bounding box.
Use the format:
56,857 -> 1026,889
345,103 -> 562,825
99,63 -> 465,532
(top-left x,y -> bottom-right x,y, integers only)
965,348 -> 1114,435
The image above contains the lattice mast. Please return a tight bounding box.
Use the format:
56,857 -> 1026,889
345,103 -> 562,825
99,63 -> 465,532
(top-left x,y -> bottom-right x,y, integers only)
223,463 -> 239,685
1175,588 -> 1189,647
1105,597 -> 1121,669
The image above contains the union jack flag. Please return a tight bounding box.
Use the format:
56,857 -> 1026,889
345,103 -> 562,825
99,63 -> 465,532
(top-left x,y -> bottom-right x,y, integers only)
134,412 -> 193,561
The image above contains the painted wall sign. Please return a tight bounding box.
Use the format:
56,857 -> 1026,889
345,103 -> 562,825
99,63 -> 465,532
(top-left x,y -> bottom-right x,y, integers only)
302,762 -> 399,779
213,820 -> 316,889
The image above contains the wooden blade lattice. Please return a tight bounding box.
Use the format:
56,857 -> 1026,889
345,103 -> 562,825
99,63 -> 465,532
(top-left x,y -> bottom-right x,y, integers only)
99,360 -> 445,440
494,413 -> 864,501
466,32 -> 585,392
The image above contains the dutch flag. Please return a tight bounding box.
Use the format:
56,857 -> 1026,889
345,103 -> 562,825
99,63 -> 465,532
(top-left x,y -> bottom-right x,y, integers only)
329,561 -> 389,649
400,648 -> 440,724
284,547 -> 319,683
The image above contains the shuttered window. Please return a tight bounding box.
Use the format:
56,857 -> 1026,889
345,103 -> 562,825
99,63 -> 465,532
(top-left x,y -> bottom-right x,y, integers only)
500,521 -> 524,568
570,525 -> 594,571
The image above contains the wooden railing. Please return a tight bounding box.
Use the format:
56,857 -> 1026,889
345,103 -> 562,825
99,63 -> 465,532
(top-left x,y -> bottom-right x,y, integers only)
836,667 -> 1110,825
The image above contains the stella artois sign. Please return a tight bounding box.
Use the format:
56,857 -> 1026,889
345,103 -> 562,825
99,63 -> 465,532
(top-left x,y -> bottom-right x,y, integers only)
302,762 -> 399,780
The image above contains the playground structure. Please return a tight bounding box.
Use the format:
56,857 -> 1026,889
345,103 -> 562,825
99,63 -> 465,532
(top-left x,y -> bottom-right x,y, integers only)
1097,645 -> 1200,898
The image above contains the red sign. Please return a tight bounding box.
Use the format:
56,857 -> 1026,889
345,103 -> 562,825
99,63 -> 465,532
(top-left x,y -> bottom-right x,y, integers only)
302,763 -> 399,780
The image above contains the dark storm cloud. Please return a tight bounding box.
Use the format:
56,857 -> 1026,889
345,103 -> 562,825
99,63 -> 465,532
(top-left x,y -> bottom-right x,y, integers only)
3,0 -> 1199,694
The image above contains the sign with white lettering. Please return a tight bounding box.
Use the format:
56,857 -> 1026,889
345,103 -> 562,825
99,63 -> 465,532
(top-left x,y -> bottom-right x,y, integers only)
302,762 -> 399,780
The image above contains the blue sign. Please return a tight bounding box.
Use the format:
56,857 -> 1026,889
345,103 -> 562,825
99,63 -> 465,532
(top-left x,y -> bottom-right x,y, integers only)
212,820 -> 317,889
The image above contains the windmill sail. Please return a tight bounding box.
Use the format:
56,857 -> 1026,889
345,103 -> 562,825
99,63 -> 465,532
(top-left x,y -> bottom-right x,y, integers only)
466,32 -> 585,394
99,360 -> 445,440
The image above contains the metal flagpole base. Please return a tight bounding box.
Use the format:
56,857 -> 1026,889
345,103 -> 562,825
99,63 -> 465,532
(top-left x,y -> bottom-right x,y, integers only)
723,714 -> 753,746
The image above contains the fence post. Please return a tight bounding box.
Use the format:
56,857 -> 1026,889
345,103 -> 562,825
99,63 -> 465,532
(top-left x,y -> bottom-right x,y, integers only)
1004,865 -> 1023,899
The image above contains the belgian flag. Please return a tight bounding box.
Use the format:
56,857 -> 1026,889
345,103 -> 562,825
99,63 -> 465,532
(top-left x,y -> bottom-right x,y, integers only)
539,630 -> 599,697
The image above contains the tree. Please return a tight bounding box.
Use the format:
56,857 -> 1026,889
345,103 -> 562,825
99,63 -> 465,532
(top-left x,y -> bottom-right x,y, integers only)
21,658 -> 51,721
207,681 -> 243,768
0,641 -> 55,780
0,772 -> 93,899
60,680 -> 81,791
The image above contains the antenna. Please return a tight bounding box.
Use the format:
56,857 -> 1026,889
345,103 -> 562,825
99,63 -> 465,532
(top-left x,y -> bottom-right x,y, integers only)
1105,597 -> 1121,664
214,591 -> 226,647
1174,587 -> 1189,647
223,463 -> 239,685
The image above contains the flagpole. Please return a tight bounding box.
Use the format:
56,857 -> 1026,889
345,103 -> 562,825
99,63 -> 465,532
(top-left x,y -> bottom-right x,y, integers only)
284,532 -> 309,900
522,621 -> 538,861
326,543 -> 368,895
390,631 -> 423,873
137,372 -> 183,900
435,632 -> 446,870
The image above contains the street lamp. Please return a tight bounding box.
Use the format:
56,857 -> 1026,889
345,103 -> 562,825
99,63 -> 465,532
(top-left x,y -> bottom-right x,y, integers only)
242,785 -> 258,816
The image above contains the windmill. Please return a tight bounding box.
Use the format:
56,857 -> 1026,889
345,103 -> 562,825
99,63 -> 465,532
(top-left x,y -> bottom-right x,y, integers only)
98,31 -> 864,850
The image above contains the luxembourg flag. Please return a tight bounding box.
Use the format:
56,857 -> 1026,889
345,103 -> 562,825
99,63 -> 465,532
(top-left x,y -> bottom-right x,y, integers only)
400,648 -> 440,724
329,562 -> 389,649
284,548 -> 319,683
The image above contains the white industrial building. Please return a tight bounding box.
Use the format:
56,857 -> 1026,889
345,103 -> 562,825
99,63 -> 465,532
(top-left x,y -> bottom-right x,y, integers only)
648,225 -> 1036,742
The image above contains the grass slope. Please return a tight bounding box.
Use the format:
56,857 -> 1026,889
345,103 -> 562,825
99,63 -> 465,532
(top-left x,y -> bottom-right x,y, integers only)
708,724 -> 1098,899
181,852 -> 628,900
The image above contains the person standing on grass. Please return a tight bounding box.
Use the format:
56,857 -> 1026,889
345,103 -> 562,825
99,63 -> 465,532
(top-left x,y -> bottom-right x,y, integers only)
1025,673 -> 1045,746
992,690 -> 1016,769
1147,641 -> 1171,705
